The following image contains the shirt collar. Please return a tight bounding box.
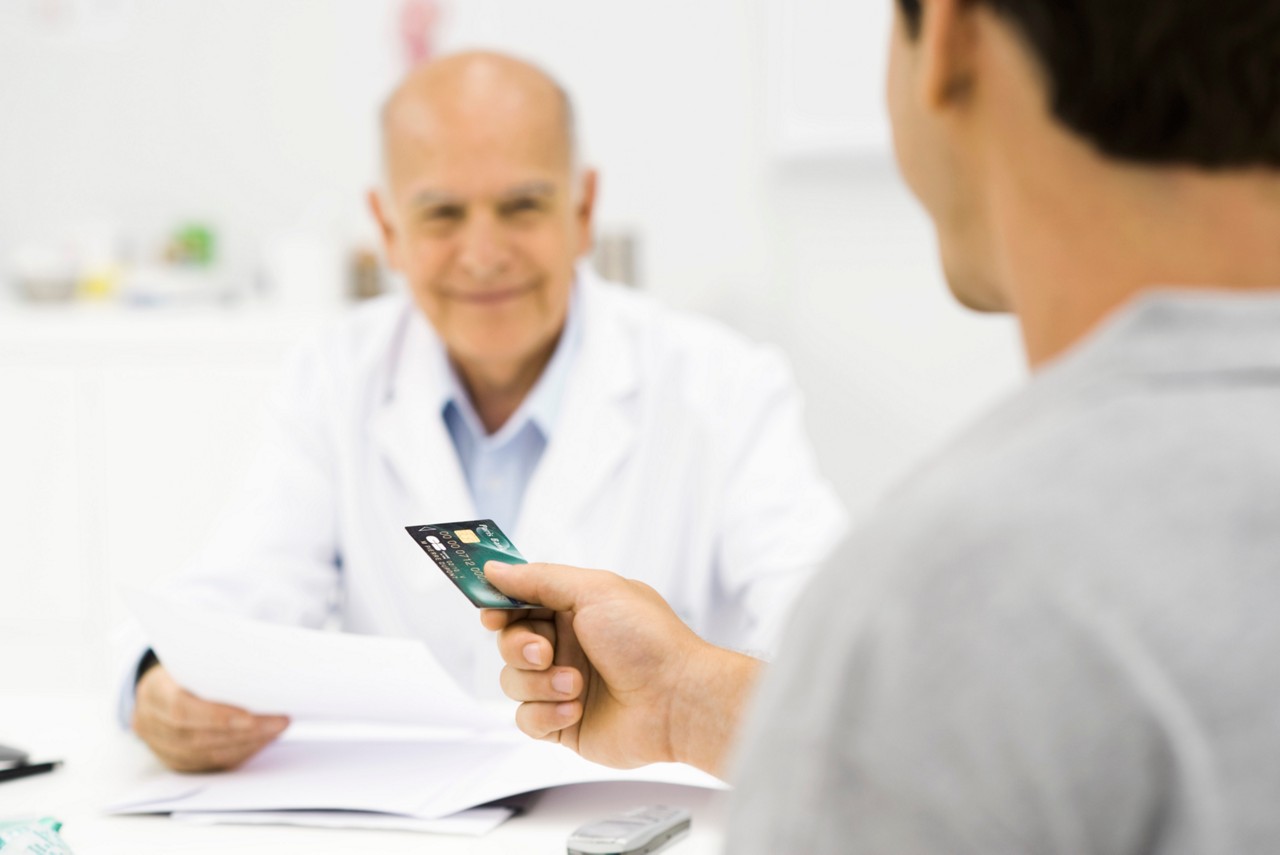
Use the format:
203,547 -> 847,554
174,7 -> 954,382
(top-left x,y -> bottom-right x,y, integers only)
434,280 -> 583,445
1050,288 -> 1280,382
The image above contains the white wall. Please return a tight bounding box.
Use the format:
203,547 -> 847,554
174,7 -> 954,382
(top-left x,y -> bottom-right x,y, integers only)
0,2 -> 364,280
0,0 -> 773,305
765,161 -> 1024,519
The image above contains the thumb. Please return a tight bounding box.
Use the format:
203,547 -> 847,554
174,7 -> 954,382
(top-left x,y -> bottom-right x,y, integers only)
484,561 -> 611,613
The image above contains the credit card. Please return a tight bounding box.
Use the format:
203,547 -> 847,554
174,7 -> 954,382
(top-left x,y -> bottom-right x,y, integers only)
405,519 -> 530,609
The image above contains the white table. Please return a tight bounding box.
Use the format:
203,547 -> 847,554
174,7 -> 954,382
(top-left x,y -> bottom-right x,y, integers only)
3,694 -> 729,854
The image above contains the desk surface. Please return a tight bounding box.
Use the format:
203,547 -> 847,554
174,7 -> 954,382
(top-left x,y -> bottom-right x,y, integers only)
3,695 -> 729,854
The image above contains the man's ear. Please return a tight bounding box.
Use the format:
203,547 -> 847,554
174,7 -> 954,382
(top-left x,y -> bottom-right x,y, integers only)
575,169 -> 599,256
917,0 -> 981,112
367,189 -> 402,271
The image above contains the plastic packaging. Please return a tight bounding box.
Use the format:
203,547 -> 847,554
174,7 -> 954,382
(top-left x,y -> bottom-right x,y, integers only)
0,817 -> 74,853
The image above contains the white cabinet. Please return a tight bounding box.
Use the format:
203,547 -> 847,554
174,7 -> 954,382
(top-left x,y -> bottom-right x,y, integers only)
0,308 -> 321,693
0,365 -> 87,627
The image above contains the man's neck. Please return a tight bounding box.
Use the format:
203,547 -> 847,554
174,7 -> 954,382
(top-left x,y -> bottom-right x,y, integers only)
452,333 -> 561,435
993,156 -> 1280,368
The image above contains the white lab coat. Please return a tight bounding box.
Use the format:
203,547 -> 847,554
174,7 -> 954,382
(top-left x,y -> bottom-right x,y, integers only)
121,267 -> 846,712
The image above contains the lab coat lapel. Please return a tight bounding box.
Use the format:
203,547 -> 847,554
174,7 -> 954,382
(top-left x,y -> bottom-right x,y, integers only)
518,280 -> 639,549
367,312 -> 475,524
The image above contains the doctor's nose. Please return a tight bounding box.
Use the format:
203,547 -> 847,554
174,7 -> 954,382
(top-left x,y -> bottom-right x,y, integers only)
457,215 -> 512,283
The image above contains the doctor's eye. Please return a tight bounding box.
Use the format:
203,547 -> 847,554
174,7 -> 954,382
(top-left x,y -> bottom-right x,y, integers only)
499,197 -> 546,218
420,205 -> 465,224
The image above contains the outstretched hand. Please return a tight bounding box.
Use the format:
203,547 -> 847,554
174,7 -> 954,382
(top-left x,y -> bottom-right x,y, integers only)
481,561 -> 760,777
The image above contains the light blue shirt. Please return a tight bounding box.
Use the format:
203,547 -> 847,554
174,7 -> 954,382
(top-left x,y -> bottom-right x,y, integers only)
438,288 -> 581,534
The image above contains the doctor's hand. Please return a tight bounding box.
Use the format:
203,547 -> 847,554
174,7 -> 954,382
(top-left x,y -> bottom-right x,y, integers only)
132,665 -> 290,772
481,562 -> 761,778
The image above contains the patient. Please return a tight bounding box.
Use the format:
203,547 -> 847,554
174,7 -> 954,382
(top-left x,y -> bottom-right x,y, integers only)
484,0 -> 1280,850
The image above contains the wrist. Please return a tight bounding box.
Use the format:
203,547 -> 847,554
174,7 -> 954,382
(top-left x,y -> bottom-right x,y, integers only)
666,642 -> 762,777
134,649 -> 161,693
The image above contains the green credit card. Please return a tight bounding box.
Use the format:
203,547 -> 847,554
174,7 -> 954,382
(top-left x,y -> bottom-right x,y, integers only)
405,519 -> 530,609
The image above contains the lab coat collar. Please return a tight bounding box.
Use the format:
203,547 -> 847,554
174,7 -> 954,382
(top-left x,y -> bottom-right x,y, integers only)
368,307 -> 476,524
562,260 -> 640,403
514,263 -> 640,547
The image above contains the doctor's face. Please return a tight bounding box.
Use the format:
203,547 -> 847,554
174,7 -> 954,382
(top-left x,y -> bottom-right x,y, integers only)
371,89 -> 597,373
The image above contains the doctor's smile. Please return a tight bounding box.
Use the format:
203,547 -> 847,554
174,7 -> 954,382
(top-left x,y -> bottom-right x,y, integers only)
435,280 -> 543,306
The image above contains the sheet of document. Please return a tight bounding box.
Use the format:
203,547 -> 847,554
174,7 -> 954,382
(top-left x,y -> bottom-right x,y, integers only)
172,808 -> 515,836
127,589 -> 510,729
106,729 -> 728,823
118,594 -> 728,833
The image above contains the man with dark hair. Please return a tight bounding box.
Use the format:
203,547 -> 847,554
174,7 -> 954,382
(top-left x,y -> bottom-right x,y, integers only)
481,0 -> 1280,850
898,0 -> 1280,167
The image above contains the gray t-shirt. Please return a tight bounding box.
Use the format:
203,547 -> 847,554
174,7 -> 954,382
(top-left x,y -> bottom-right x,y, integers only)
729,291 -> 1280,854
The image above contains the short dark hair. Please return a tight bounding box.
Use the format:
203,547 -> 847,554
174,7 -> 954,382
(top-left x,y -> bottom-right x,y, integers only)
895,0 -> 1280,168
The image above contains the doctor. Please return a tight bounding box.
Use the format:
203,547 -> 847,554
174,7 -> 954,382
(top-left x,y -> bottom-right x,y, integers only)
124,50 -> 846,771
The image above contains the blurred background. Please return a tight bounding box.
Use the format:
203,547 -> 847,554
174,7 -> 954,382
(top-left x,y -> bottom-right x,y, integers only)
0,0 -> 1023,694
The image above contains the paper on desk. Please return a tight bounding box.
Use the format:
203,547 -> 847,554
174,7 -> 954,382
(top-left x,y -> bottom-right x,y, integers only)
172,807 -> 515,836
127,589 -> 508,729
106,730 -> 727,824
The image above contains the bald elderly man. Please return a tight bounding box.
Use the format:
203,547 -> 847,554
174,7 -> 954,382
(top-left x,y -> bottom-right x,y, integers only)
120,51 -> 846,771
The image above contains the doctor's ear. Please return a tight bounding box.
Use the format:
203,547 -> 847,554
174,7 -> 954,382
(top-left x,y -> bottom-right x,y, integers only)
574,169 -> 599,255
367,189 -> 404,271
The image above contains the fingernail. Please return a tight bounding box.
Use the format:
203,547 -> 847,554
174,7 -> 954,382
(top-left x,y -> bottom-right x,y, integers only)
231,715 -> 254,732
523,642 -> 543,666
263,718 -> 288,735
556,702 -> 576,718
552,671 -> 574,695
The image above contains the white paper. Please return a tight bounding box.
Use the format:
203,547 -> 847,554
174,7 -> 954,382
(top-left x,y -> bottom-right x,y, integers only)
172,807 -> 514,836
127,589 -> 508,729
107,732 -> 728,823
412,738 -> 727,821
116,593 -> 729,832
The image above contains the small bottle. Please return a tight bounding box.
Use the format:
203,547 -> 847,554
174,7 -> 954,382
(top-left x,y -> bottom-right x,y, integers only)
349,247 -> 384,301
